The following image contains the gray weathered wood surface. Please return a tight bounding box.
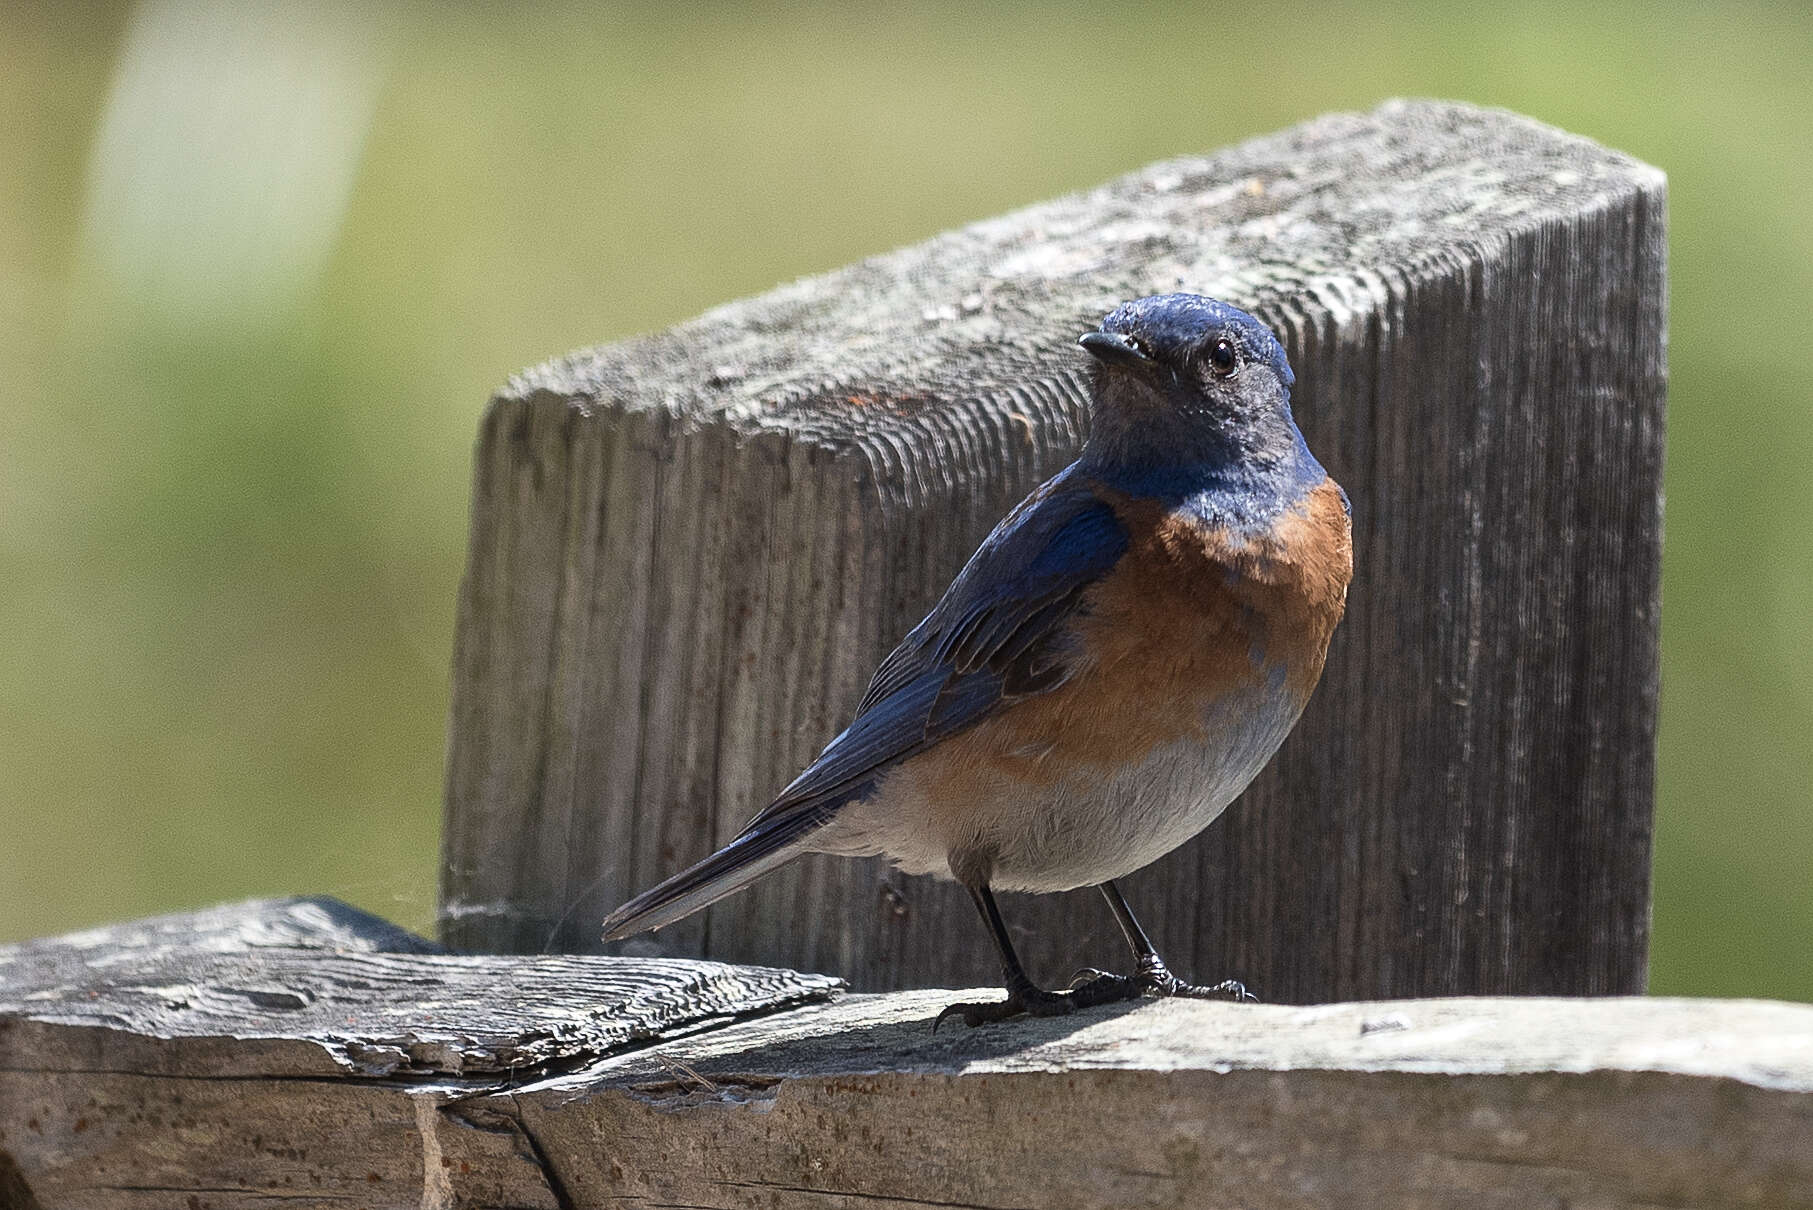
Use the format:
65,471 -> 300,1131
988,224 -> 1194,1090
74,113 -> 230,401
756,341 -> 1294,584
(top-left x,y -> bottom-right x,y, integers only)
0,898 -> 839,1082
440,98 -> 1667,1002
4,905 -> 1809,1209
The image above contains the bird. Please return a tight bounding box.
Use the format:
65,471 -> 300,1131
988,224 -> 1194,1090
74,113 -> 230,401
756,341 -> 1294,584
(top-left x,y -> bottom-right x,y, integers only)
602,293 -> 1352,1027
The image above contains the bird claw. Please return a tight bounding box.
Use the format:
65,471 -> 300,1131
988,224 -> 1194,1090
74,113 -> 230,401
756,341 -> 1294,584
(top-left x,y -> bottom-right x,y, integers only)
1066,970 -> 1145,1006
1170,976 -> 1259,1003
1067,959 -> 1260,1005
933,985 -> 1077,1031
932,965 -> 1254,1031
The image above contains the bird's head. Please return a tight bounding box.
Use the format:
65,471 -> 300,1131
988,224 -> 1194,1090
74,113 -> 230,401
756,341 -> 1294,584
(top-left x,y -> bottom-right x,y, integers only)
1077,293 -> 1304,482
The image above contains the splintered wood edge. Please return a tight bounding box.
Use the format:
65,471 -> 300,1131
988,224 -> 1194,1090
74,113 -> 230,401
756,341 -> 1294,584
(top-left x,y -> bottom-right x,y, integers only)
0,948 -> 844,1081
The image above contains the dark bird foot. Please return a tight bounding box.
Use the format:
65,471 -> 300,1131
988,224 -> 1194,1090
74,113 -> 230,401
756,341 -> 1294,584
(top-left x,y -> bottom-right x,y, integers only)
934,984 -> 1077,1031
1068,957 -> 1258,1004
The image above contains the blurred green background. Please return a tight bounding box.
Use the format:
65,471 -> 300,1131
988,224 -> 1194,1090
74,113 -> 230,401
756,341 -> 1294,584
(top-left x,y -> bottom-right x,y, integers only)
2,1 -> 1808,1000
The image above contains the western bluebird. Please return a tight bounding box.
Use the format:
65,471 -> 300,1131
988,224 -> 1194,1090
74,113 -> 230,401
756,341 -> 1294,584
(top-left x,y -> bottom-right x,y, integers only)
602,293 -> 1353,1026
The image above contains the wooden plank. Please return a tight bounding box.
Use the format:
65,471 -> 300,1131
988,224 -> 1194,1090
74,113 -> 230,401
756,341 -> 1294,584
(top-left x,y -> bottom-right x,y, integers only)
0,905 -> 840,1207
439,99 -> 1667,1003
5,908 -> 1809,1207
4,908 -> 1807,1208
508,993 -> 1813,1210
0,902 -> 841,1083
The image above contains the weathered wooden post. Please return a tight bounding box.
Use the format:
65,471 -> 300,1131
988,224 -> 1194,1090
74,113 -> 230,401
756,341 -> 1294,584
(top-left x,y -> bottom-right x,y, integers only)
441,99 -> 1666,1000
441,98 -> 1668,997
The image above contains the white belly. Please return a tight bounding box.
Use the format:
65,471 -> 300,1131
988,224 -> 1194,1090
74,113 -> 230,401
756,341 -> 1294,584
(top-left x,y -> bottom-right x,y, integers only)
814,668 -> 1305,892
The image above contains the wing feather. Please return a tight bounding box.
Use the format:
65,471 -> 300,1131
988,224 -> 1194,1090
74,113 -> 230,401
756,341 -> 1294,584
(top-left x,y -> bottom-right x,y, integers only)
602,468 -> 1128,940
747,469 -> 1126,832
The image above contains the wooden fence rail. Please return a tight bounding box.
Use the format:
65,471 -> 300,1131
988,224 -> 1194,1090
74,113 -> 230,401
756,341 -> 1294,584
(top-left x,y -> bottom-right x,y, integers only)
4,899 -> 1811,1208
441,99 -> 1667,1001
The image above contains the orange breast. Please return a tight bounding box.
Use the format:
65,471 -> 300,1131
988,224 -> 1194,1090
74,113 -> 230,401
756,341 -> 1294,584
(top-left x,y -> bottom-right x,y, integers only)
860,477 -> 1352,885
1060,476 -> 1351,751
918,477 -> 1351,788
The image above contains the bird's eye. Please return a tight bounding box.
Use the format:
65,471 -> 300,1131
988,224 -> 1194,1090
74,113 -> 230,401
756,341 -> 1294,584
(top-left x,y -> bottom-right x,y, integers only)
1207,337 -> 1238,377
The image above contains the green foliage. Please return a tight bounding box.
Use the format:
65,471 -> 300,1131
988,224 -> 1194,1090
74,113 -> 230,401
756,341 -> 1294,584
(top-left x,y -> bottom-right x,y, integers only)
2,0 -> 1807,999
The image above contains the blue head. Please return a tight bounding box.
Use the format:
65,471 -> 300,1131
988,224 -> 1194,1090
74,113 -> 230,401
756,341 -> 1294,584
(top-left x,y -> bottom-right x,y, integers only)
1077,294 -> 1315,500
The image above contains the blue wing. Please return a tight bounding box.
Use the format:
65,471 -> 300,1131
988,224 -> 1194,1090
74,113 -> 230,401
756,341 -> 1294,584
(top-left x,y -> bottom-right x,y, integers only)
751,465 -> 1128,827
601,465 -> 1129,940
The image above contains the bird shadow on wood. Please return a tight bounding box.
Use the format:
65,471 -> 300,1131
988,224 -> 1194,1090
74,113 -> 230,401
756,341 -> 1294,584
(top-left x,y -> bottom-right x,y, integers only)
590,994 -> 1163,1091
914,996 -> 1158,1059
1,1148 -> 46,1210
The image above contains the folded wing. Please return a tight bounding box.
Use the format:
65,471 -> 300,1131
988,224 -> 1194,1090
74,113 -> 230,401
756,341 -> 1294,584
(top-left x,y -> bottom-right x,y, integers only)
601,468 -> 1128,940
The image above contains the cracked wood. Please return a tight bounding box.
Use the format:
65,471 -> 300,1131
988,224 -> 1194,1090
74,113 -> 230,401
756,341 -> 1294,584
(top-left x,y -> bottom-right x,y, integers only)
6,899 -> 1810,1209
1,899 -> 841,1208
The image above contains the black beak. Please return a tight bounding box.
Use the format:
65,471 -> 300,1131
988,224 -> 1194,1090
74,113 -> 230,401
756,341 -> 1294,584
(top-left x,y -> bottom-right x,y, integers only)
1078,330 -> 1152,371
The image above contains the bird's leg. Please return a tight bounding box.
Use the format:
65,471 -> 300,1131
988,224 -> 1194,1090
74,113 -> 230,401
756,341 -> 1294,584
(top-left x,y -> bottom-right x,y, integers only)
1068,881 -> 1257,1003
934,883 -> 1077,1029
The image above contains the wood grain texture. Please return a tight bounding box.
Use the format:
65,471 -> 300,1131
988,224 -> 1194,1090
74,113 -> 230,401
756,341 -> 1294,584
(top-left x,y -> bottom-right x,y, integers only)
0,902 -> 841,1084
5,905 -> 1809,1209
510,992 -> 1813,1210
440,99 -> 1667,1003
